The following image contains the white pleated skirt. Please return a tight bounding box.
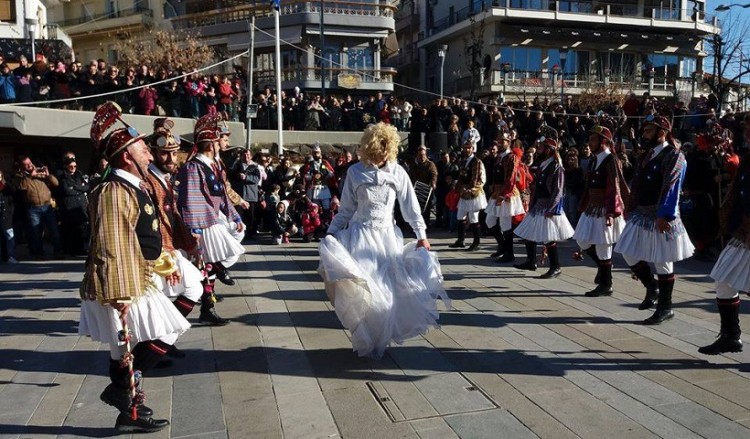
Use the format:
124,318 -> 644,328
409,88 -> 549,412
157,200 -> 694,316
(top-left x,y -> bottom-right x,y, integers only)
200,212 -> 246,263
514,209 -> 575,243
573,213 -> 626,245
614,212 -> 694,263
486,195 -> 525,218
79,276 -> 191,347
457,193 -> 488,218
710,238 -> 750,292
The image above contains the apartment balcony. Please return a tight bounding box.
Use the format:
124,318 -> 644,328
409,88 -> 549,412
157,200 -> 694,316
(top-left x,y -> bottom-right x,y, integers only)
171,0 -> 396,31
254,67 -> 396,92
453,68 -> 692,99
44,24 -> 73,49
387,42 -> 419,68
59,7 -> 154,36
425,0 -> 720,43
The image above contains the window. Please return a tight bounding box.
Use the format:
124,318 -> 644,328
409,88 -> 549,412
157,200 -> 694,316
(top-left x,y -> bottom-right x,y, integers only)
316,44 -> 341,70
0,0 -> 14,22
499,47 -> 543,72
681,57 -> 697,77
643,53 -> 679,77
348,47 -> 374,71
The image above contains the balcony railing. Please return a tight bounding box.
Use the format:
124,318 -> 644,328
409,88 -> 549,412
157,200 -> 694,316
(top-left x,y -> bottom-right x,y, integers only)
430,1 -> 718,36
44,24 -> 73,48
387,42 -> 419,67
58,6 -> 152,27
481,68 -> 679,92
171,0 -> 396,30
254,67 -> 396,85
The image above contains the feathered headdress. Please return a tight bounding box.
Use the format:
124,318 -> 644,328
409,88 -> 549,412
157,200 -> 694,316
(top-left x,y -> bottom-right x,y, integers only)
90,102 -> 146,161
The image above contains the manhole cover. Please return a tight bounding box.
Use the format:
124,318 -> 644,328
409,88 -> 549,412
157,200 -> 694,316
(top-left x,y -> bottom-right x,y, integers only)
367,373 -> 498,422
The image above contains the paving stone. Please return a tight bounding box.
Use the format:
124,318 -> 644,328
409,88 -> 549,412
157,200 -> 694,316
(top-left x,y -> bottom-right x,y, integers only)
655,401 -> 750,438
171,372 -> 226,437
410,418 -> 460,439
444,409 -> 538,439
412,373 -> 495,415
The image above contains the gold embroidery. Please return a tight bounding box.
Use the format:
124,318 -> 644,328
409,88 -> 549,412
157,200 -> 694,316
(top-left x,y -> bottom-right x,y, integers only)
144,203 -> 154,215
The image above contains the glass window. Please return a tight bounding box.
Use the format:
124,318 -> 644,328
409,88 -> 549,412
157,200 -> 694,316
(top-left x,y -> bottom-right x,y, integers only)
0,0 -> 13,22
348,47 -> 374,70
316,44 -> 341,69
681,57 -> 696,77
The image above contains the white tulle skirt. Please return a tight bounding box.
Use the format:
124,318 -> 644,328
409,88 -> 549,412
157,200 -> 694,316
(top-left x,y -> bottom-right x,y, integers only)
614,210 -> 694,263
711,239 -> 750,292
79,275 -> 191,347
573,213 -> 626,245
318,222 -> 450,358
200,212 -> 246,264
514,210 -> 575,243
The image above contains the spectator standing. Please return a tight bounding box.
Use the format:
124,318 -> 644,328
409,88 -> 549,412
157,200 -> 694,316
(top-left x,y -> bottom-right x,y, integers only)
218,76 -> 236,120
0,64 -> 18,103
13,155 -> 61,259
230,149 -> 265,239
563,149 -> 584,227
0,169 -> 16,263
408,145 -> 438,229
57,156 -> 89,255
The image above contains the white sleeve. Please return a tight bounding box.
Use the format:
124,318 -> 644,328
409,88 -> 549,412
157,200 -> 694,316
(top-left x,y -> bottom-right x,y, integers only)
327,171 -> 356,234
395,167 -> 427,240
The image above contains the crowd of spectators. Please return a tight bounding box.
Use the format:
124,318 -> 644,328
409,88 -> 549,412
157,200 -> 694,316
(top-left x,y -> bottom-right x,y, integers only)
0,85 -> 745,262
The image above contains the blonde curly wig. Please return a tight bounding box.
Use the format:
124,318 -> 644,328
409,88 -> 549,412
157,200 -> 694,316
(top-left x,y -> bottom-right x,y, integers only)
358,122 -> 400,166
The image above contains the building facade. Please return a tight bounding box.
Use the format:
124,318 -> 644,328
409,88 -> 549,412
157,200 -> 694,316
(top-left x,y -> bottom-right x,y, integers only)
0,0 -> 72,63
415,0 -> 720,102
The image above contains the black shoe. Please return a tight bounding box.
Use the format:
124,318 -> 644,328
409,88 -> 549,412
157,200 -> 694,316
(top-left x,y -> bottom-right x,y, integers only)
585,284 -> 613,297
638,286 -> 659,310
698,334 -> 743,355
643,308 -> 674,325
467,241 -> 480,252
115,412 -> 170,433
100,384 -> 153,417
166,345 -> 186,359
215,270 -> 235,286
489,249 -> 503,258
200,308 -> 230,326
497,252 -> 515,263
449,240 -> 465,248
513,261 -> 537,271
539,267 -> 561,279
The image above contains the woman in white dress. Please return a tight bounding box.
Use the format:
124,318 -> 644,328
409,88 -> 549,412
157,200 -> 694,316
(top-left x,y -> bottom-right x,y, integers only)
318,123 -> 450,358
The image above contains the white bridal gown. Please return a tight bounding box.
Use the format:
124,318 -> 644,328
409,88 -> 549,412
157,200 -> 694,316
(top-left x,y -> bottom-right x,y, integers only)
318,161 -> 450,358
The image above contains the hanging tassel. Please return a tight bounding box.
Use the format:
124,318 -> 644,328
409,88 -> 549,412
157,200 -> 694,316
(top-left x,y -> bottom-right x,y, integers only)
572,248 -> 585,261
538,246 -> 548,266
117,303 -> 139,421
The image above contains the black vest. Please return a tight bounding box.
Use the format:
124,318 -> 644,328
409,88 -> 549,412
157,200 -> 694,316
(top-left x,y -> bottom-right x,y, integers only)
633,147 -> 671,206
493,153 -> 508,185
194,159 -> 226,198
535,160 -> 558,199
110,175 -> 162,261
458,156 -> 475,186
587,154 -> 614,190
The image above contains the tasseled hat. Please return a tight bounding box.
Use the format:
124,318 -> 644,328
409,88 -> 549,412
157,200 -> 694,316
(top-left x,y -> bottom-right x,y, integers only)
149,117 -> 182,152
194,113 -> 225,144
90,102 -> 147,160
589,124 -> 614,143
643,114 -> 672,132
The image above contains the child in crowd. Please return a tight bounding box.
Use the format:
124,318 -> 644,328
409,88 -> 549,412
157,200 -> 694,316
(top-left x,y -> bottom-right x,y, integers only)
265,184 -> 281,225
320,196 -> 339,234
301,202 -> 322,242
270,200 -> 298,245
445,175 -> 460,233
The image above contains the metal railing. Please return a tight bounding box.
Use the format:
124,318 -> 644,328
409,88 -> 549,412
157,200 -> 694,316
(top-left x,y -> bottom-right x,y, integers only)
429,1 -> 718,35
171,0 -> 396,30
44,24 -> 73,48
58,6 -> 152,27
254,67 -> 396,85
484,68 -> 679,91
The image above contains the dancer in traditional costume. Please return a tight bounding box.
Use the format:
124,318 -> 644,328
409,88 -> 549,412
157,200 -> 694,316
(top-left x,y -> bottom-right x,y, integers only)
573,125 -> 628,296
177,114 -> 245,325
79,103 -> 189,433
318,123 -> 449,358
514,134 -> 575,278
615,115 -> 694,324
699,147 -> 749,353
449,140 -> 487,251
485,128 -> 525,263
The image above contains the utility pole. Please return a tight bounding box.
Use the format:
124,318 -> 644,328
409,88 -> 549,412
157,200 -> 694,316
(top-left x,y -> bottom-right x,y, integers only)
246,17 -> 255,150
320,0 -> 326,99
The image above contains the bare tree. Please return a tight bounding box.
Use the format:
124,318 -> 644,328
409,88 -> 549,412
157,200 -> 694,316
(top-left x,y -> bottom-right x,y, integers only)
462,12 -> 487,99
704,15 -> 750,110
113,28 -> 216,73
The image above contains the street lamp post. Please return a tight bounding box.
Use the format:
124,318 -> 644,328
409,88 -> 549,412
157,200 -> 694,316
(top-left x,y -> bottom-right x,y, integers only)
692,71 -> 703,99
559,49 -> 568,104
25,18 -> 38,61
501,62 -> 512,104
646,65 -> 655,96
320,0 -> 326,99
551,64 -> 560,95
438,44 -> 448,100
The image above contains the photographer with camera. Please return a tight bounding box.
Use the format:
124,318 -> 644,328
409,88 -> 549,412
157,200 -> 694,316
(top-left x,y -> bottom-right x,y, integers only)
13,155 -> 62,259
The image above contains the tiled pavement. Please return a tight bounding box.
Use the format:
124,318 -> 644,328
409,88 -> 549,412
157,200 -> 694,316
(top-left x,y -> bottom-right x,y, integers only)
1,232 -> 750,438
